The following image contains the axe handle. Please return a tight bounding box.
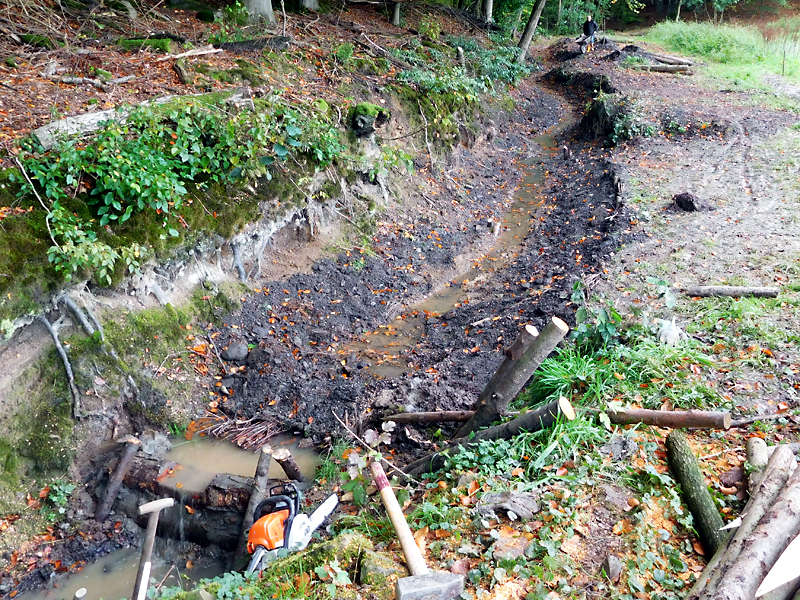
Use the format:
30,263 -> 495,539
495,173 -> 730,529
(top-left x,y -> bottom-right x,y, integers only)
370,461 -> 429,576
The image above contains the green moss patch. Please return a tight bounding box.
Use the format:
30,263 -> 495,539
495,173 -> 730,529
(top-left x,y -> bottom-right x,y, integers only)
118,38 -> 173,53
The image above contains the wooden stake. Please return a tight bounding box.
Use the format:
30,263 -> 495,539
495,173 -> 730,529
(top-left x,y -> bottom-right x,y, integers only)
95,436 -> 141,523
455,318 -> 567,438
233,445 -> 273,568
273,447 -> 304,482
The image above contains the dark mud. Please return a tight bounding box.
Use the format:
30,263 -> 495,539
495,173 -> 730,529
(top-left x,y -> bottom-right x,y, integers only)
205,76 -> 629,452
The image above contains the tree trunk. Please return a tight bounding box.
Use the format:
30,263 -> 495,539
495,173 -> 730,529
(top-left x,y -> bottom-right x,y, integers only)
509,3 -> 525,38
689,446 -> 797,600
666,431 -> 726,556
392,2 -> 401,26
482,0 -> 494,22
516,0 -> 547,64
234,445 -> 273,567
455,318 -> 567,438
405,397 -> 574,478
556,0 -> 562,30
607,408 -> 731,429
244,0 -> 276,24
301,0 -> 319,10
95,436 -> 141,522
711,467 -> 800,600
683,285 -> 779,298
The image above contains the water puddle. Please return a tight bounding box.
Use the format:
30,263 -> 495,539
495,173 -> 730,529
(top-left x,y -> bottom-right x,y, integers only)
19,547 -> 224,600
163,434 -> 320,492
351,132 -> 559,378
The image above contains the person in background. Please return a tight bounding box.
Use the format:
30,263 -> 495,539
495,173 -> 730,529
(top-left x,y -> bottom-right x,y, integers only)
583,15 -> 598,52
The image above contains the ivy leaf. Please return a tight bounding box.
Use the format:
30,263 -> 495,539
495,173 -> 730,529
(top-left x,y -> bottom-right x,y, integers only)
259,155 -> 275,165
286,125 -> 302,137
168,228 -> 179,237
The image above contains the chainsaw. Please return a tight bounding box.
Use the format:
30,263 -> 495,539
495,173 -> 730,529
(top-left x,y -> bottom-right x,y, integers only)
245,483 -> 338,574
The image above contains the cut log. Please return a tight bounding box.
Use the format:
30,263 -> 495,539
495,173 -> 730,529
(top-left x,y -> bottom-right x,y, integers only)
710,466 -> 800,600
382,411 -> 474,424
273,447 -> 304,482
666,431 -> 726,556
683,285 -> 779,298
95,436 -> 141,522
631,64 -> 690,73
645,52 -> 694,65
606,408 -> 731,429
747,437 -> 770,491
233,445 -> 273,567
32,89 -> 249,151
405,397 -> 574,478
689,446 -> 796,600
455,317 -> 568,438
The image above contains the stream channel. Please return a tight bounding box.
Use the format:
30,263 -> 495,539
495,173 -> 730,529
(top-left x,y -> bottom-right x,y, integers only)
20,126 -> 561,600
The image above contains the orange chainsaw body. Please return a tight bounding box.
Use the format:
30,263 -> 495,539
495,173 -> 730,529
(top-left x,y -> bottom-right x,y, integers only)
247,509 -> 290,553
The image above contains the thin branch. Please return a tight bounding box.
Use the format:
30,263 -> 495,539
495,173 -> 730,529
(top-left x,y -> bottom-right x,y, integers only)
12,155 -> 59,250
331,410 -> 423,487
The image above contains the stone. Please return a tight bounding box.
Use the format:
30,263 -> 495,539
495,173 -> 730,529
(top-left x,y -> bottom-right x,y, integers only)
221,341 -> 249,362
492,535 -> 531,560
140,431 -> 171,456
396,573 -> 464,600
359,549 -> 406,586
599,436 -> 638,461
351,102 -> 390,137
672,191 -> 707,212
719,467 -> 745,487
476,491 -> 540,520
252,326 -> 271,337
599,484 -> 634,512
601,553 -> 623,582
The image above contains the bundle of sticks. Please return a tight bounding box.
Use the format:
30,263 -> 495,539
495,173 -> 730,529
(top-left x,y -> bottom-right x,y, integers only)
193,413 -> 281,450
683,442 -> 800,600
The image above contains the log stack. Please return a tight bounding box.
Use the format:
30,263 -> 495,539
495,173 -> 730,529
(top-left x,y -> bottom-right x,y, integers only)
684,445 -> 800,600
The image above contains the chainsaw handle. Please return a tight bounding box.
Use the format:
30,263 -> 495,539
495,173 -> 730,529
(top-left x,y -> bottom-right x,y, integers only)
253,495 -> 296,522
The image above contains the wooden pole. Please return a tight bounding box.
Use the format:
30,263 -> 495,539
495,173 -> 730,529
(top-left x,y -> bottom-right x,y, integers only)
382,411 -> 474,424
95,436 -> 141,523
273,447 -> 304,482
607,408 -> 731,429
233,445 -> 273,567
455,318 -> 567,438
666,431 -> 726,556
683,285 -> 779,298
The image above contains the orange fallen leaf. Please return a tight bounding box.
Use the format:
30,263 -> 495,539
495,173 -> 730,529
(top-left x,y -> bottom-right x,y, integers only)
692,541 -> 705,555
511,467 -> 524,477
